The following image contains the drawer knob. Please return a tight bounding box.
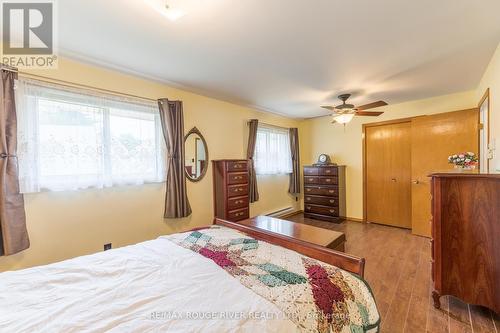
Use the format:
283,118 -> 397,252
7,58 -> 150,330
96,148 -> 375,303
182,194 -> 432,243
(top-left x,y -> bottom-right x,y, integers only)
326,170 -> 331,173
326,179 -> 331,182
328,190 -> 334,193
329,199 -> 335,203
306,197 -> 311,201
306,189 -> 311,192
329,209 -> 334,213
307,206 -> 311,209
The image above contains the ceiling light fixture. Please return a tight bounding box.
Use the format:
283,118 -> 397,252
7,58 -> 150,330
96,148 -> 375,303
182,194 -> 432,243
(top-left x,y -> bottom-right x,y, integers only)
334,113 -> 355,124
163,2 -> 186,21
144,0 -> 186,21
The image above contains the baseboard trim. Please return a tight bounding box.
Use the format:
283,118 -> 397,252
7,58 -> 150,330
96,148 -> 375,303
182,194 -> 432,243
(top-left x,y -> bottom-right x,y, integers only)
278,210 -> 303,218
346,217 -> 364,223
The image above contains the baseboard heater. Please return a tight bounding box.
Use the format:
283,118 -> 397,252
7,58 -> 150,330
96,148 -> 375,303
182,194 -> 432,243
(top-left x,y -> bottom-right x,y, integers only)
266,207 -> 295,218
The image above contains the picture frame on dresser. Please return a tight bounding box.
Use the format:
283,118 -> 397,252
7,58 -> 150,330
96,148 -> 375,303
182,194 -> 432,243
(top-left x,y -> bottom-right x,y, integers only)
303,165 -> 346,223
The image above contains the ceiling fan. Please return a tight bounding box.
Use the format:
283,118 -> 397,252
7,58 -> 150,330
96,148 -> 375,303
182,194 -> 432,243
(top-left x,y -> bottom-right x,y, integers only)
321,94 -> 388,124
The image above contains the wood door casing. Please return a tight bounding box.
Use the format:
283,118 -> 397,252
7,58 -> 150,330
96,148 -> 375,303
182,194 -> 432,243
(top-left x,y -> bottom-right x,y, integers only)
411,109 -> 479,237
366,121 -> 412,228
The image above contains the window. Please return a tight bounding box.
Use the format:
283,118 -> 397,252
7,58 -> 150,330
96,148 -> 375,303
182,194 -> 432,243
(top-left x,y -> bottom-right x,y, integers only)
15,79 -> 165,193
254,124 -> 292,175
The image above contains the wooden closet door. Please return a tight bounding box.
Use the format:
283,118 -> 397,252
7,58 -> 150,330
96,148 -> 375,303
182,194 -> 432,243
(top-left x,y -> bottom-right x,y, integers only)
366,121 -> 412,228
411,108 -> 479,237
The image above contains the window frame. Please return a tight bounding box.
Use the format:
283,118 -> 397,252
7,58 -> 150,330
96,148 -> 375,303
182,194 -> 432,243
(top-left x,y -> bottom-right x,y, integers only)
15,78 -> 166,193
253,123 -> 293,176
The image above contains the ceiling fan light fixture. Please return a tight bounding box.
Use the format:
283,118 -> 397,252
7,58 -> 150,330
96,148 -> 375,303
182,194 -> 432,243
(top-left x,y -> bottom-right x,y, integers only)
334,113 -> 355,124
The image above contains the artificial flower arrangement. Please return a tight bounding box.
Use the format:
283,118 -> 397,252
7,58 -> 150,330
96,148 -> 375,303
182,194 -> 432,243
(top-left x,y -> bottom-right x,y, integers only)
448,152 -> 478,169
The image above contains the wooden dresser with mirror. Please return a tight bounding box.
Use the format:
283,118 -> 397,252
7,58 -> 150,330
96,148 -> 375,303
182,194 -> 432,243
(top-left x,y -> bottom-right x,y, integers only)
303,165 -> 346,223
212,159 -> 250,222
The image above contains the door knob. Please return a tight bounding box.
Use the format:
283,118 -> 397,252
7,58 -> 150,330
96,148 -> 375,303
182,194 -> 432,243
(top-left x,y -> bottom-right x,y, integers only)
412,180 -> 420,184
391,178 -> 396,182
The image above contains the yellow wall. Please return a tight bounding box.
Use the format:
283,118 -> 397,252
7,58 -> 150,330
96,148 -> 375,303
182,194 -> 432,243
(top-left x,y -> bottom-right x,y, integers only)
476,42 -> 500,171
3,42 -> 499,272
0,58 -> 303,272
301,90 -> 477,220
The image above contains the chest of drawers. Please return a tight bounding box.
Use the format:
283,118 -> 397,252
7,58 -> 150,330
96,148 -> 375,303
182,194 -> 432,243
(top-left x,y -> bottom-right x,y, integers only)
430,173 -> 500,314
303,165 -> 346,223
212,159 -> 250,222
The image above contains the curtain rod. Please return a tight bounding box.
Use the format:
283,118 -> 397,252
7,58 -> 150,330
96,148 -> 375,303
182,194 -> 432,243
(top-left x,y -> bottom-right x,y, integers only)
248,120 -> 289,130
0,64 -> 18,73
15,71 -> 158,103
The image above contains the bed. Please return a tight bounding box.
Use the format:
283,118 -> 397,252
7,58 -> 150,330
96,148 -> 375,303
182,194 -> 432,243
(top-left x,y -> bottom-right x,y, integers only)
0,217 -> 380,332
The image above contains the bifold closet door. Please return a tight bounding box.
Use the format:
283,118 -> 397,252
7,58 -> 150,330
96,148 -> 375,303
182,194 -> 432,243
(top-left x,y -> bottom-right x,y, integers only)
366,121 -> 412,228
411,108 -> 479,237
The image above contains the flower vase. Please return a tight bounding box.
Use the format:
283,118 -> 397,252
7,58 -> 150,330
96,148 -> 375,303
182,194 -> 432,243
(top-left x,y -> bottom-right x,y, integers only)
454,165 -> 475,172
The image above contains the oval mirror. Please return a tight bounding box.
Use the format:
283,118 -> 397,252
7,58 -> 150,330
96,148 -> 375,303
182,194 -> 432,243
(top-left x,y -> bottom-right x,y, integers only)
184,127 -> 209,182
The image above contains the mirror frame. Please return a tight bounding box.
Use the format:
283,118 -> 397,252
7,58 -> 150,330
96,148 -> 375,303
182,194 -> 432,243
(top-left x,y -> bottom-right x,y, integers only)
184,126 -> 209,182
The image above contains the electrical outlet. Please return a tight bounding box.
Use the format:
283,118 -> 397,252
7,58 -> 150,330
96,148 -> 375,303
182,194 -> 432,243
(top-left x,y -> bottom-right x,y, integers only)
104,243 -> 112,251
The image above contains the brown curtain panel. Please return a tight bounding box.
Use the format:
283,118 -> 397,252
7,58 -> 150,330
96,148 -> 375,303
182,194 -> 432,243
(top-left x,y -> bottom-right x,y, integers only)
0,69 -> 29,256
247,119 -> 259,202
288,127 -> 300,195
158,99 -> 192,218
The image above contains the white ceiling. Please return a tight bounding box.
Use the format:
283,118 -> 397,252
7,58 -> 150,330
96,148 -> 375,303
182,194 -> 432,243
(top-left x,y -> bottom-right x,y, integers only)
58,0 -> 500,118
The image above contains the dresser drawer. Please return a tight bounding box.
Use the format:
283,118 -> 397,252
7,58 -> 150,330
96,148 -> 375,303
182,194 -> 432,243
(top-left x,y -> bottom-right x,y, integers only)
318,167 -> 338,176
304,176 -> 319,185
227,172 -> 248,185
318,176 -> 338,185
305,204 -> 338,216
304,195 -> 338,207
227,184 -> 248,197
304,167 -> 319,176
227,161 -> 248,172
304,186 -> 338,197
227,207 -> 249,221
227,196 -> 248,210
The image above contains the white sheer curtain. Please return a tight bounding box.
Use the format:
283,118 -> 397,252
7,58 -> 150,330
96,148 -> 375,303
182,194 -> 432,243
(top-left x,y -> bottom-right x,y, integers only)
254,124 -> 292,175
15,78 -> 166,193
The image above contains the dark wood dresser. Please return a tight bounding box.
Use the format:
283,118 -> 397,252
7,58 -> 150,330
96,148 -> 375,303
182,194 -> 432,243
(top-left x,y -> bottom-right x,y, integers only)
430,173 -> 500,314
303,165 -> 346,223
212,159 -> 250,222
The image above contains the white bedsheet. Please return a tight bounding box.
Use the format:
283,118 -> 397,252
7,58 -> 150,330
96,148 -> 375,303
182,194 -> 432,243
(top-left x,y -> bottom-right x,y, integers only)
0,234 -> 298,332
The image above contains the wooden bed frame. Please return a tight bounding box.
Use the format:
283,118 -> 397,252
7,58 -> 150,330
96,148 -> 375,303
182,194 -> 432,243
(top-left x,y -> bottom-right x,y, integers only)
214,217 -> 365,277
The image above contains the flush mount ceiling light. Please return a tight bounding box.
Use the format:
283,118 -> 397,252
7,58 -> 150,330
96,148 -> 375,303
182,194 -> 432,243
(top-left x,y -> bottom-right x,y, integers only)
163,2 -> 186,21
144,0 -> 187,21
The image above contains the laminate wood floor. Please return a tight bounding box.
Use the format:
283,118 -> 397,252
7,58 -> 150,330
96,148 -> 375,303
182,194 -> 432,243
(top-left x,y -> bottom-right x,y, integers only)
286,214 -> 499,333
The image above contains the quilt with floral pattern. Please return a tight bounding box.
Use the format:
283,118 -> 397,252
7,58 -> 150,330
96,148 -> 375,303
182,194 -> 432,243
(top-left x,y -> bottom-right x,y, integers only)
167,226 -> 380,333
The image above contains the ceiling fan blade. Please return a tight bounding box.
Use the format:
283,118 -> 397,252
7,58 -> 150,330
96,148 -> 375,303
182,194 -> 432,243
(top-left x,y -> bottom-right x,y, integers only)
320,105 -> 335,111
356,101 -> 388,110
355,111 -> 384,116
